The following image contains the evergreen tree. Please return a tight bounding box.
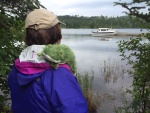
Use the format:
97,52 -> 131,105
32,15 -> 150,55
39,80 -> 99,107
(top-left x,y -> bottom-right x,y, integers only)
0,0 -> 44,112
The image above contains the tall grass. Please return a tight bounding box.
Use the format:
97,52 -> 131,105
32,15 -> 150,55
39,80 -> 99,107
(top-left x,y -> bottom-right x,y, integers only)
76,72 -> 100,113
76,58 -> 127,112
101,58 -> 126,84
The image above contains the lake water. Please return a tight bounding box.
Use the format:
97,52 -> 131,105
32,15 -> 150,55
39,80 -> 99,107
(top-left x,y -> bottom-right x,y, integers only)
61,28 -> 148,113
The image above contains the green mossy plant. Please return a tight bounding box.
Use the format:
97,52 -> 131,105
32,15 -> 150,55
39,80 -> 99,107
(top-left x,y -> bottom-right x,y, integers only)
41,44 -> 77,74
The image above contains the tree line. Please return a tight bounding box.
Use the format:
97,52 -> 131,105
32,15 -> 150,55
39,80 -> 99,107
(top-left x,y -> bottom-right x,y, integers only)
58,15 -> 140,28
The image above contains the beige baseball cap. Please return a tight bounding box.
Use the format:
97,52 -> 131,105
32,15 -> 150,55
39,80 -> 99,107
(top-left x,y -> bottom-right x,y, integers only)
25,9 -> 65,30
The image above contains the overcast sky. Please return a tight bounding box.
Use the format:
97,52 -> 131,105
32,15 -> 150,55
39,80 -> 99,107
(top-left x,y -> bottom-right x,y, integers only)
39,0 -> 130,17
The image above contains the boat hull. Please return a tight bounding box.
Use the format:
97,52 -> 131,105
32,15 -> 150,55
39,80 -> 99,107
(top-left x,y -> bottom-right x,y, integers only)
91,32 -> 117,37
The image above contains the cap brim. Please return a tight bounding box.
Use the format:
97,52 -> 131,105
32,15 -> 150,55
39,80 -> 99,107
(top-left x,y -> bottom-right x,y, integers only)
59,21 -> 66,26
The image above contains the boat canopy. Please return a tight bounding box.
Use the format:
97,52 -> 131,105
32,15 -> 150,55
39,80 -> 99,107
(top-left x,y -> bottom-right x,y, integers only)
98,28 -> 112,31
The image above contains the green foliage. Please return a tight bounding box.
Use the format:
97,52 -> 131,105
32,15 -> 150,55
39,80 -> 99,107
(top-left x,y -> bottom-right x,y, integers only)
115,0 -> 150,113
0,14 -> 24,113
118,37 -> 150,113
58,15 -> 140,28
114,0 -> 150,23
0,0 -> 44,112
0,0 -> 44,19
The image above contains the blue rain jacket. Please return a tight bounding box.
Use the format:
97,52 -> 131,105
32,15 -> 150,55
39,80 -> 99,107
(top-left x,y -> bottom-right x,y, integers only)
8,64 -> 88,113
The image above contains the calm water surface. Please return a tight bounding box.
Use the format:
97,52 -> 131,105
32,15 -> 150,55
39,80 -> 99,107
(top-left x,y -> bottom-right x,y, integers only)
61,28 -> 148,113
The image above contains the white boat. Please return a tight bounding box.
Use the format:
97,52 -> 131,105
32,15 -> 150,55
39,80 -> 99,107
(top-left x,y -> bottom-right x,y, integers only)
92,28 -> 118,37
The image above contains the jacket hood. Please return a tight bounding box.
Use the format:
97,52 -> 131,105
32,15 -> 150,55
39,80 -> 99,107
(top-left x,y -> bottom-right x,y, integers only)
15,45 -> 50,86
15,60 -> 70,86
15,59 -> 51,74
14,45 -> 71,86
15,59 -> 51,86
19,45 -> 46,63
17,71 -> 43,86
